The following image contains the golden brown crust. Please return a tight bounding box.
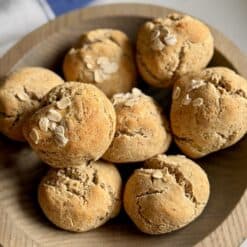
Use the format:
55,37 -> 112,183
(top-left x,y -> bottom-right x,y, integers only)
23,82 -> 116,168
63,29 -> 137,97
0,67 -> 64,141
136,13 -> 214,88
102,88 -> 171,163
170,67 -> 247,158
123,154 -> 210,235
38,160 -> 122,232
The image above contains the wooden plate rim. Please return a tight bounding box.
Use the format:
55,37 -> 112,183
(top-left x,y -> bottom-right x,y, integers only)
0,4 -> 246,247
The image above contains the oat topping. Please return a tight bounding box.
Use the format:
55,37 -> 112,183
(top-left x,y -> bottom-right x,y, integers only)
91,56 -> 119,83
37,105 -> 69,146
48,121 -> 57,131
76,49 -> 119,83
94,69 -> 106,83
60,88 -> 66,94
211,73 -> 221,83
152,170 -> 163,179
47,109 -> 62,122
57,169 -> 65,176
164,34 -> 177,46
54,125 -> 65,135
182,94 -> 192,105
83,53 -> 119,82
98,57 -> 118,74
83,55 -> 94,70
56,97 -> 71,110
189,79 -> 206,91
16,91 -> 29,102
39,117 -> 49,132
101,62 -> 118,74
172,86 -> 181,100
112,88 -> 143,107
30,128 -> 39,144
55,132 -> 68,147
192,97 -> 204,107
150,24 -> 177,50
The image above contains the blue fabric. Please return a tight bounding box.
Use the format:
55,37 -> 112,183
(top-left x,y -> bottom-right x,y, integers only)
46,0 -> 92,16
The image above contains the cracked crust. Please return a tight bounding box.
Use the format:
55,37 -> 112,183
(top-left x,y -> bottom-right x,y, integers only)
23,82 -> 116,168
63,29 -> 137,97
38,160 -> 122,232
102,90 -> 171,163
136,13 -> 214,88
0,67 -> 64,141
171,67 -> 247,158
123,154 -> 210,235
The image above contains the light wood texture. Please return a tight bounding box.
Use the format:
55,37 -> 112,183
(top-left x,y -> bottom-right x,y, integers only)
0,4 -> 246,247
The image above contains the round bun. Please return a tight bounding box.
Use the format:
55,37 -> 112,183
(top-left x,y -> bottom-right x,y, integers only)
0,67 -> 64,141
170,67 -> 247,158
103,88 -> 171,163
136,13 -> 214,88
63,29 -> 137,97
23,82 -> 116,168
38,160 -> 122,232
124,154 -> 210,235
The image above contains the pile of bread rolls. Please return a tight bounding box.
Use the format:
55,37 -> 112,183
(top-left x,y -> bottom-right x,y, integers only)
0,12 -> 246,235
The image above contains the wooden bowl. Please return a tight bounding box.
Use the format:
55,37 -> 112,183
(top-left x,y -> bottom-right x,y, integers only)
0,4 -> 246,247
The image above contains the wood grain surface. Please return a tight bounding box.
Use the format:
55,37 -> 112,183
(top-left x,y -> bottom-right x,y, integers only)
0,4 -> 246,247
